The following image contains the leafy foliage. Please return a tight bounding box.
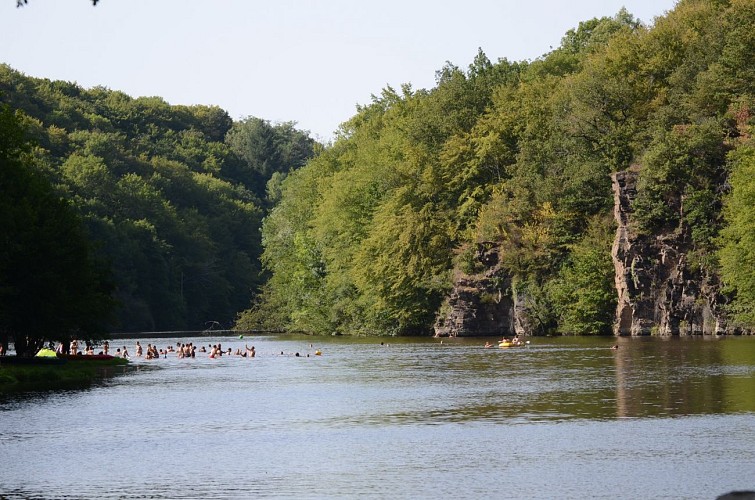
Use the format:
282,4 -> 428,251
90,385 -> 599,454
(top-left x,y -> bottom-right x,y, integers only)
4,0 -> 752,338
0,104 -> 114,355
718,141 -> 755,325
242,1 -> 754,336
548,215 -> 617,335
0,66 -> 317,332
225,117 -> 317,205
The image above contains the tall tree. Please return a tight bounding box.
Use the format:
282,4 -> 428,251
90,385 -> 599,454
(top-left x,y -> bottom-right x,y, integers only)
718,142 -> 755,325
225,117 -> 317,203
0,105 -> 114,355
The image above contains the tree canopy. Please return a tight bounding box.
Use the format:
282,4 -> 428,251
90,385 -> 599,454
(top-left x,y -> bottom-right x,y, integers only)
238,0 -> 754,336
0,66 -> 317,333
1,104 -> 114,355
3,0 -> 753,339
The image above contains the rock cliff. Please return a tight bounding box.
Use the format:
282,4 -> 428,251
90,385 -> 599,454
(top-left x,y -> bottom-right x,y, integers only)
433,243 -> 514,337
435,168 -> 746,337
611,169 -> 734,335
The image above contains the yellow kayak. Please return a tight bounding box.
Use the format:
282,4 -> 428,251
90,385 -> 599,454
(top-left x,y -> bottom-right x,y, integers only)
498,340 -> 527,348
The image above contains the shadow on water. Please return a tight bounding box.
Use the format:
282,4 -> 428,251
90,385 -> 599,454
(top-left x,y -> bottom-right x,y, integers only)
353,335 -> 755,423
0,361 -> 152,401
613,336 -> 755,418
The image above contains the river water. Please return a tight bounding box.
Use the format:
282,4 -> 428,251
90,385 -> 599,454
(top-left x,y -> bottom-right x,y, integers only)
1,335 -> 754,499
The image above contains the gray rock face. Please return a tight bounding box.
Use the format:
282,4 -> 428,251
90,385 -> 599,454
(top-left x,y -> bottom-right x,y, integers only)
433,244 -> 513,337
611,169 -> 732,335
434,168 -> 750,337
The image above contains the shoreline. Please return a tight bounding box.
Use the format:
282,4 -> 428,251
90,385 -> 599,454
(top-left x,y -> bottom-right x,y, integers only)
108,329 -> 282,339
0,357 -> 130,394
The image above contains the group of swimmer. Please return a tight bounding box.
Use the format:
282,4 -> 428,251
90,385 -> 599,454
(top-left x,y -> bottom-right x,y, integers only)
57,339 -> 321,359
60,339 -> 134,358
114,341 -> 258,359
151,341 -> 256,359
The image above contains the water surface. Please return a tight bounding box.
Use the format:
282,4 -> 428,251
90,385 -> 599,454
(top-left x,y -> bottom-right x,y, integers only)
1,335 -> 754,499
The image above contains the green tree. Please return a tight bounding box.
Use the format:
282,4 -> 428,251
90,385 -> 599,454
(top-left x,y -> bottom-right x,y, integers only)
548,215 -> 617,335
242,1 -> 753,337
718,144 -> 755,325
2,64 -> 303,332
0,105 -> 114,356
632,120 -> 727,245
225,117 -> 316,202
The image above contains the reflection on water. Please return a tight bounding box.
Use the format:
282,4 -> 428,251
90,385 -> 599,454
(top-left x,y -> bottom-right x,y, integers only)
614,336 -> 755,418
1,335 -> 754,499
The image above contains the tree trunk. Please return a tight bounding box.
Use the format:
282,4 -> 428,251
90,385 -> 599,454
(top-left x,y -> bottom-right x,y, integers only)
12,334 -> 44,357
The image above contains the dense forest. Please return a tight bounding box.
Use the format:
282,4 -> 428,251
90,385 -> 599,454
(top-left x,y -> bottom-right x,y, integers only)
0,66 -> 317,341
236,0 -> 754,336
2,0 -> 753,348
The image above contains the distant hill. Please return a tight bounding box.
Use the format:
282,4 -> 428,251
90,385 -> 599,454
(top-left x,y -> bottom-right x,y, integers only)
0,65 -> 317,332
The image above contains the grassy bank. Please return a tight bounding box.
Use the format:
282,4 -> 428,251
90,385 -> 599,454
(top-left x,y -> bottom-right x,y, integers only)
0,357 -> 130,393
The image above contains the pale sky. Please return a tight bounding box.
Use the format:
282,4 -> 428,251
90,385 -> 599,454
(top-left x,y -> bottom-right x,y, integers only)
1,0 -> 678,141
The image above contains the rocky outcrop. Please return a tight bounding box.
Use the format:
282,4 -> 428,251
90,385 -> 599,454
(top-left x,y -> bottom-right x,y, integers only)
433,243 -> 514,337
611,169 -> 731,335
437,168 -> 745,337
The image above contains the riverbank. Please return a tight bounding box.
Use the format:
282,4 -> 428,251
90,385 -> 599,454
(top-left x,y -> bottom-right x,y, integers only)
0,357 -> 130,393
108,329 -> 281,339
